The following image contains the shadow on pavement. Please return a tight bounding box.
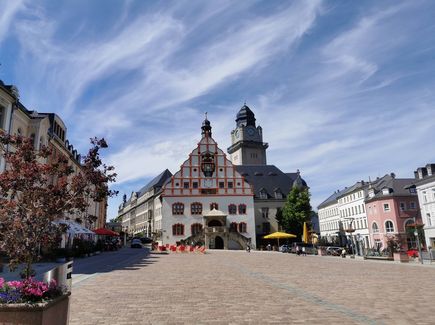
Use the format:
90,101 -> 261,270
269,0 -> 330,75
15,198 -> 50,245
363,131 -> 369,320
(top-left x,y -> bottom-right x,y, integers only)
71,247 -> 159,276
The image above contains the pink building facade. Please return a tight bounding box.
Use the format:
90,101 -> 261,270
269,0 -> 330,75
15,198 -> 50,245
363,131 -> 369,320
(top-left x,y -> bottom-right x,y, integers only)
365,176 -> 421,251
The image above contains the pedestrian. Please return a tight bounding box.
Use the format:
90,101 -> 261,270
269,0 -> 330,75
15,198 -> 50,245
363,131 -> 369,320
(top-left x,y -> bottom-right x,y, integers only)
246,244 -> 251,253
267,243 -> 271,251
302,246 -> 306,256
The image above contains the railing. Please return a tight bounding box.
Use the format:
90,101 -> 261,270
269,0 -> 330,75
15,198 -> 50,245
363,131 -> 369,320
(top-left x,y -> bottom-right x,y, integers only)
205,226 -> 227,234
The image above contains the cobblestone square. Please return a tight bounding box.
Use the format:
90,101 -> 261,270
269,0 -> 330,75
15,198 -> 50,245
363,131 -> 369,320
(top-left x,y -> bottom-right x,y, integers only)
69,250 -> 435,324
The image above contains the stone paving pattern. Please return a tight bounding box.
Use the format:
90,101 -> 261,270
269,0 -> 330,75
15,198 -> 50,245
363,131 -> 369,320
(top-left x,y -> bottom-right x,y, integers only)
69,250 -> 435,324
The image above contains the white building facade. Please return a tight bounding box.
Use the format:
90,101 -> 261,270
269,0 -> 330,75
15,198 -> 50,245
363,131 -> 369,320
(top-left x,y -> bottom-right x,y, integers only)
0,83 -> 17,171
318,192 -> 341,241
413,164 -> 435,248
160,117 -> 256,250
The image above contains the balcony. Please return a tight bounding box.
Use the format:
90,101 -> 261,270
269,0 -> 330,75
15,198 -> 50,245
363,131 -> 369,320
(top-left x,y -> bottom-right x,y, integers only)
205,226 -> 227,234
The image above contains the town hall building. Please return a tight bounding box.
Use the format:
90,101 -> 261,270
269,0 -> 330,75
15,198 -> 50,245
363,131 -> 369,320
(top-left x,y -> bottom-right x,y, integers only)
118,104 -> 308,249
160,116 -> 256,250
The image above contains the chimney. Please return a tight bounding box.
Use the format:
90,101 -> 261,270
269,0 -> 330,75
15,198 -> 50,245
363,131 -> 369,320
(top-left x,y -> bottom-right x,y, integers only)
390,172 -> 395,178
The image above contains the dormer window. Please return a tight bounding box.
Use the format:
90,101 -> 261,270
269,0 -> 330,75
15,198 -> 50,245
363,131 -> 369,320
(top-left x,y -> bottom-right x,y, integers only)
259,189 -> 268,199
368,189 -> 375,198
382,188 -> 392,195
274,189 -> 283,199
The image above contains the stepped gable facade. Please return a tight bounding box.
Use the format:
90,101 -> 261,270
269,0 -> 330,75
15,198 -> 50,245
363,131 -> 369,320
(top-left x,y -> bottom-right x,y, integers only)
160,116 -> 256,250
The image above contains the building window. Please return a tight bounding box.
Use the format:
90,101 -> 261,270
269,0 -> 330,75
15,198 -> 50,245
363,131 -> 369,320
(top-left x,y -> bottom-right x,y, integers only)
17,128 -> 22,136
210,203 -> 218,210
238,204 -> 247,214
238,222 -> 247,233
261,207 -> 269,219
191,202 -> 202,215
385,221 -> 394,233
230,222 -> 238,232
409,202 -> 416,210
172,223 -> 184,236
172,202 -> 184,215
228,204 -> 237,215
409,187 -> 416,194
191,223 -> 203,235
262,222 -> 270,234
228,181 -> 233,189
259,190 -> 267,199
383,203 -> 390,212
427,213 -> 432,226
183,182 -> 189,189
372,222 -> 379,233
274,191 -> 283,199
0,105 -> 5,129
219,182 -> 225,188
192,182 -> 198,189
400,202 -> 406,211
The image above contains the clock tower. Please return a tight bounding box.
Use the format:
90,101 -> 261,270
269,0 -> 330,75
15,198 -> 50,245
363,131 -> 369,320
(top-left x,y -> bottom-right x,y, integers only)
227,104 -> 268,165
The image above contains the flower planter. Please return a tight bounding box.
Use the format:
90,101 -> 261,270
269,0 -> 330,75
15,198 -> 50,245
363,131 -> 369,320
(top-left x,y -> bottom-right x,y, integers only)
393,252 -> 409,263
0,292 -> 70,325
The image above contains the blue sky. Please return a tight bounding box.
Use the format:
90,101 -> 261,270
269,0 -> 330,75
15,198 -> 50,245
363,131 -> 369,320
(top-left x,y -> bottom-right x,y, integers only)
1,0 -> 435,219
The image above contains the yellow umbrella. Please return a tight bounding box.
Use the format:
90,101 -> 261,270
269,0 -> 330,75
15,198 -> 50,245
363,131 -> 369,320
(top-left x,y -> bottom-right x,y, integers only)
263,231 -> 297,248
302,222 -> 309,244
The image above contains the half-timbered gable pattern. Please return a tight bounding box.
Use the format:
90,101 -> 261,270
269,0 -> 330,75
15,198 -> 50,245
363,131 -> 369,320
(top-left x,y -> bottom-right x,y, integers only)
160,117 -> 256,249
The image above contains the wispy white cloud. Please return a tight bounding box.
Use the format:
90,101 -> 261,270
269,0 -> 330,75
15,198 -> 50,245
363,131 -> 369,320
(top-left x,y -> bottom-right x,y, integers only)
0,0 -> 25,44
3,0 -> 435,218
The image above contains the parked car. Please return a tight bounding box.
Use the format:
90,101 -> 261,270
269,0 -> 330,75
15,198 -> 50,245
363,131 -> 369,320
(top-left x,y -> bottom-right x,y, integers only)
325,246 -> 342,256
130,239 -> 143,248
132,236 -> 153,244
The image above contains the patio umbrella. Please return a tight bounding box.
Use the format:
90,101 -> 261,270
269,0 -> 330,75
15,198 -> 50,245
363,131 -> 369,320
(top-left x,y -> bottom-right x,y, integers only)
302,222 -> 309,244
263,231 -> 297,248
93,228 -> 120,236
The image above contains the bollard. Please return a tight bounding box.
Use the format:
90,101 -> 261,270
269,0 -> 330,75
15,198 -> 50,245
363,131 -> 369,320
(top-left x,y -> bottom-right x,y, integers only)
43,261 -> 73,292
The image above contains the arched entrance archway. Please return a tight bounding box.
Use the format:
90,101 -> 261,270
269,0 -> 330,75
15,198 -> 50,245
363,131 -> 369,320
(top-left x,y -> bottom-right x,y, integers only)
214,236 -> 224,249
208,219 -> 223,227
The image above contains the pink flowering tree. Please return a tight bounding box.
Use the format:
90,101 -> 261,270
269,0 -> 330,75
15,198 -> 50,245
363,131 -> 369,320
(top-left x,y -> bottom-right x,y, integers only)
0,132 -> 117,277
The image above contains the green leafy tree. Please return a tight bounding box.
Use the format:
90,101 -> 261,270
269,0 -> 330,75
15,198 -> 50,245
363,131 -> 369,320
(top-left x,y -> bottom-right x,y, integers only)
277,186 -> 312,239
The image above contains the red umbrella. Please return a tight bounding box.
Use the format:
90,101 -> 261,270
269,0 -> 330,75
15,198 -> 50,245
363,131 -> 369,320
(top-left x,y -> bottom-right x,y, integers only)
93,228 -> 120,236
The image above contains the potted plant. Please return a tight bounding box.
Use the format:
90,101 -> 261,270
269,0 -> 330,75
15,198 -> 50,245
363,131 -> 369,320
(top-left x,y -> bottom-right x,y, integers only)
0,133 -> 117,324
0,277 -> 70,324
387,236 -> 409,263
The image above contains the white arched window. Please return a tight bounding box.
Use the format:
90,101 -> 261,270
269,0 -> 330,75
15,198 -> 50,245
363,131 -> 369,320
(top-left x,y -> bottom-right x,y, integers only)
385,220 -> 394,233
372,222 -> 379,233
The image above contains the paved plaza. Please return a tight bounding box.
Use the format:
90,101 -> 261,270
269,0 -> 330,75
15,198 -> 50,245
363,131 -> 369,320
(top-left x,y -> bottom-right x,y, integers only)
70,249 -> 435,324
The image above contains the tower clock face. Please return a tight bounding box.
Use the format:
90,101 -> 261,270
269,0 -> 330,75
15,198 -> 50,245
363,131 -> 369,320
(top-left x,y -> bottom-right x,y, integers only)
247,126 -> 255,137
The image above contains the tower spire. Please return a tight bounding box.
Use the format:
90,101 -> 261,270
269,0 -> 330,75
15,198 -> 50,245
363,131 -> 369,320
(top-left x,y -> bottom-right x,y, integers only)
201,112 -> 212,137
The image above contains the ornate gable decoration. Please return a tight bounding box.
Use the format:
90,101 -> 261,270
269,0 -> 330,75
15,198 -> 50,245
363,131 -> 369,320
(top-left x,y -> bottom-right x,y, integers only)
162,121 -> 253,197
201,151 -> 215,177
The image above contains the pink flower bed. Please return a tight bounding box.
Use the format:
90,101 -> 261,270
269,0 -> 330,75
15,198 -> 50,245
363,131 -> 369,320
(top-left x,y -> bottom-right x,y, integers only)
0,277 -> 64,304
